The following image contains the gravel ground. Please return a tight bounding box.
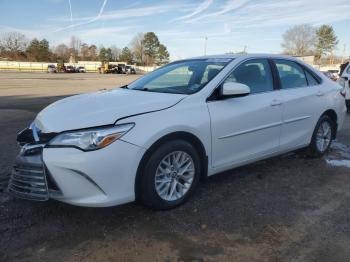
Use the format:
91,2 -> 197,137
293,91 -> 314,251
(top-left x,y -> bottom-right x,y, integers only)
0,72 -> 349,262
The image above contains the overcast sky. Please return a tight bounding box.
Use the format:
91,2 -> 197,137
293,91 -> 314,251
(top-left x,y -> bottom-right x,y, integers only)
1,0 -> 350,60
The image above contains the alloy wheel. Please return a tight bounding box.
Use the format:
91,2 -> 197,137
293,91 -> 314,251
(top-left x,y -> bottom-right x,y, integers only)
154,151 -> 195,201
316,121 -> 332,153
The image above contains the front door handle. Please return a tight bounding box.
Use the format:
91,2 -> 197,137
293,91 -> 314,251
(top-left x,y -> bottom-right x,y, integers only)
270,99 -> 282,106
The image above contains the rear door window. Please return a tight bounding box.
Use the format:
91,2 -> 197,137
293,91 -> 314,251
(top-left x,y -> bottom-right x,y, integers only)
201,65 -> 224,84
274,60 -> 307,89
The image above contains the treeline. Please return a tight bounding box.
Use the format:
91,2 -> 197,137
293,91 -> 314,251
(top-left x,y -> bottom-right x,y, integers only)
0,32 -> 169,65
281,24 -> 340,64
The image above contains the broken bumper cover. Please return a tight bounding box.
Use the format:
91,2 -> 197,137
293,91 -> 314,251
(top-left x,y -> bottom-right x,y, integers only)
8,144 -> 61,201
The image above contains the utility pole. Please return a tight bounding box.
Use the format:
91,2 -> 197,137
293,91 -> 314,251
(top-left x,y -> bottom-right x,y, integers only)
204,36 -> 208,56
243,45 -> 247,54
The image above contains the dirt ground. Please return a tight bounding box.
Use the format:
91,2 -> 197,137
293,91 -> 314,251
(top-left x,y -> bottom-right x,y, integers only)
0,72 -> 349,262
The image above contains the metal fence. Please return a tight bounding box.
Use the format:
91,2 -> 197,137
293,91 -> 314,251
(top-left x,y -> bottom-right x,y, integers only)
0,61 -> 158,73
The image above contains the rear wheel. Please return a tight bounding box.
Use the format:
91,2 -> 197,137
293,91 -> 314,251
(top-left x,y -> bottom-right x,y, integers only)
140,140 -> 201,210
308,115 -> 334,157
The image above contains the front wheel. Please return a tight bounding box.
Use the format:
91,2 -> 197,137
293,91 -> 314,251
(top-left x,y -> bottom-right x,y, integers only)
140,140 -> 201,210
308,115 -> 335,157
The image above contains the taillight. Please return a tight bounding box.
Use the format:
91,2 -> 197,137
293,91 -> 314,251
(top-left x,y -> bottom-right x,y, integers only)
340,87 -> 346,98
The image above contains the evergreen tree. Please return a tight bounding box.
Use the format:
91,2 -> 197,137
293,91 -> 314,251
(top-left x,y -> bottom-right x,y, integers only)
157,44 -> 170,65
119,47 -> 133,64
315,25 -> 338,60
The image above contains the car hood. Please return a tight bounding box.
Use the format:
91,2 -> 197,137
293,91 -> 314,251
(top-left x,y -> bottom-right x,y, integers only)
35,88 -> 186,133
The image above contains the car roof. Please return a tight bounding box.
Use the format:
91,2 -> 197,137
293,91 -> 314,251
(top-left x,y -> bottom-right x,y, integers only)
187,53 -> 298,60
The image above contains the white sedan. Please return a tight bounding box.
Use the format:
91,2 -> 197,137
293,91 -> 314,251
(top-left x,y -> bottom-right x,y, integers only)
338,62 -> 350,110
9,54 -> 347,209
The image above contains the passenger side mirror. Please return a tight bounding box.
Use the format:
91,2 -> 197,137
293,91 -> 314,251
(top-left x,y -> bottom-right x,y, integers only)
221,82 -> 250,98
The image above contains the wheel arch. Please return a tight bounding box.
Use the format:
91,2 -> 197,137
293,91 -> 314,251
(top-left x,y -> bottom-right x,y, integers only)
321,109 -> 338,139
134,131 -> 208,200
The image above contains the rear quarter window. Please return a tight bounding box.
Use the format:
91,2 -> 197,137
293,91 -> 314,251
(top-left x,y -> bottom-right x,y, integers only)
305,70 -> 320,86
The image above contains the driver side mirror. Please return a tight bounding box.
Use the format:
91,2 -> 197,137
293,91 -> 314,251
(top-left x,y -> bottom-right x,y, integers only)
221,82 -> 250,98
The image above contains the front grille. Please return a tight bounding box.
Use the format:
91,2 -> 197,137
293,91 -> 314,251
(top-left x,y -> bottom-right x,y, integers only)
9,165 -> 49,201
8,145 -> 49,201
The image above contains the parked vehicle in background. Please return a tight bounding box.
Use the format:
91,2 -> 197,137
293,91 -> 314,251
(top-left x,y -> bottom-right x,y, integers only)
340,61 -> 349,76
76,66 -> 86,73
125,65 -> 136,74
47,64 -> 57,73
322,71 -> 337,81
328,70 -> 339,81
338,62 -> 350,110
98,62 -> 118,74
65,66 -> 76,73
118,64 -> 126,74
9,54 -> 346,210
57,61 -> 66,73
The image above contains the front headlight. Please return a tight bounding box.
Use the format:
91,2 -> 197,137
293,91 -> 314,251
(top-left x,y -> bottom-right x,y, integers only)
48,123 -> 134,151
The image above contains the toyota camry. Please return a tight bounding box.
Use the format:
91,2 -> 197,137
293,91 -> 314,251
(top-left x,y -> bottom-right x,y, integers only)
8,54 -> 347,209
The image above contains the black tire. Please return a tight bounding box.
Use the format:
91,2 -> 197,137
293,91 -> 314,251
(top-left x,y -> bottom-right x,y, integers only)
140,140 -> 201,210
308,115 -> 335,157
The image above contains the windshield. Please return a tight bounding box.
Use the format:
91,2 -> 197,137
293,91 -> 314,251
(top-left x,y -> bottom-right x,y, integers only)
128,58 -> 232,94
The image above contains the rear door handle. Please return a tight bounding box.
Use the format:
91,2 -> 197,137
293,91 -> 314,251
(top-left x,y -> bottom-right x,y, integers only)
270,99 -> 282,106
316,91 -> 324,97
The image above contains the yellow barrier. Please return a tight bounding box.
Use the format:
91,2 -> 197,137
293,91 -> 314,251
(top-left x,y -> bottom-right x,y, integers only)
0,66 -> 46,71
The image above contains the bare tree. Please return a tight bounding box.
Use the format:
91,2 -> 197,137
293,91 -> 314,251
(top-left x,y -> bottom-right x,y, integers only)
54,44 -> 70,61
130,33 -> 145,65
69,36 -> 81,60
281,24 -> 316,56
110,45 -> 121,61
0,32 -> 28,60
0,32 -> 28,52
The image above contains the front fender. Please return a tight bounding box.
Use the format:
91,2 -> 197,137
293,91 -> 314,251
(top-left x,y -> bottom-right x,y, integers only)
118,100 -> 211,163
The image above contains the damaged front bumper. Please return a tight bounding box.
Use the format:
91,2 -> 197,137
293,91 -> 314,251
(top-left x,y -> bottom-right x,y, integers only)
8,125 -> 146,207
8,144 -> 61,201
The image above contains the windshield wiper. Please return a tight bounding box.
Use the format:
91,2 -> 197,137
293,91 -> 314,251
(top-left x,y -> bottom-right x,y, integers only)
132,87 -> 151,91
120,85 -> 128,89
